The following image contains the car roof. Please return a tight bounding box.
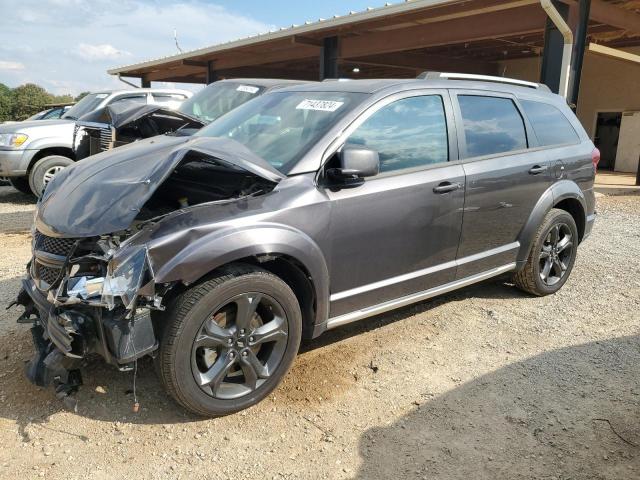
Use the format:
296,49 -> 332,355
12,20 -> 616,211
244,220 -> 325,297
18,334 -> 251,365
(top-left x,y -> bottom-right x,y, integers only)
275,77 -> 563,103
90,88 -> 192,96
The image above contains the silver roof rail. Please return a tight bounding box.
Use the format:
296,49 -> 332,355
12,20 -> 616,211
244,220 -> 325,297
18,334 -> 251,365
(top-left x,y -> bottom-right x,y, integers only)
417,71 -> 550,91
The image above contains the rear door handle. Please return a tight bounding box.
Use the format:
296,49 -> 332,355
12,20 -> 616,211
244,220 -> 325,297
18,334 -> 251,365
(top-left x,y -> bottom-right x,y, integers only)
433,182 -> 461,194
529,165 -> 548,175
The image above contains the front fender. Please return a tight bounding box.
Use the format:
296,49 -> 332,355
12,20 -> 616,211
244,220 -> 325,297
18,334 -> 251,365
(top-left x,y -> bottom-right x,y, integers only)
516,180 -> 587,265
149,223 -> 330,326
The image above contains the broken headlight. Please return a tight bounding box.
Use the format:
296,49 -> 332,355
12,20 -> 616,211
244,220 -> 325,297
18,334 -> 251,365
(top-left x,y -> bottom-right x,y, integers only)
102,245 -> 148,310
66,246 -> 148,310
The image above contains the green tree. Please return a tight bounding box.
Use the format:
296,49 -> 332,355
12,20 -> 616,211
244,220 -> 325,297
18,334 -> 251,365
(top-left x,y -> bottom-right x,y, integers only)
0,83 -> 13,122
75,91 -> 90,102
51,94 -> 74,104
11,83 -> 52,120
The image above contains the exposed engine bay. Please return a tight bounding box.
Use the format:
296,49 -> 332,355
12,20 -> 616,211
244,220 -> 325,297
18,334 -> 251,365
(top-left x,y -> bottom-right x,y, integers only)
73,102 -> 205,161
13,139 -> 280,408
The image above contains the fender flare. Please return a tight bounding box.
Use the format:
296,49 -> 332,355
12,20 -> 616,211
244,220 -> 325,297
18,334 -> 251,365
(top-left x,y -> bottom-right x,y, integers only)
150,223 -> 331,327
516,180 -> 587,265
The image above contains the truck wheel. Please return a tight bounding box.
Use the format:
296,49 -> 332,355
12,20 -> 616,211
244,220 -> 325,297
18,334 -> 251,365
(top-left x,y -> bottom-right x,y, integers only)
514,208 -> 578,296
29,155 -> 73,197
156,264 -> 302,417
8,176 -> 33,195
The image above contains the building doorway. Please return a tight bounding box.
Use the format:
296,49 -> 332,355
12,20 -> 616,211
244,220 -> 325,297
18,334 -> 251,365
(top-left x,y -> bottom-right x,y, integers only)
594,112 -> 622,170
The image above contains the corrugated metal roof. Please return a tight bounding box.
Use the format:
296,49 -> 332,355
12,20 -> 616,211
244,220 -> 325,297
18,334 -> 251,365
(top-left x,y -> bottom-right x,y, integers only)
107,0 -> 457,75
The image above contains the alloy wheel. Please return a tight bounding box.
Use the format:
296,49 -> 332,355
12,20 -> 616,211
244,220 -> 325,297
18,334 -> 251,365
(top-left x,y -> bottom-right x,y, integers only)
42,165 -> 65,187
191,292 -> 289,400
539,223 -> 573,287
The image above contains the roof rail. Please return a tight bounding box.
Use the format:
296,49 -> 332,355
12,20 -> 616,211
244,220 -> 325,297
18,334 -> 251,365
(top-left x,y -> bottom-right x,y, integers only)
417,71 -> 550,91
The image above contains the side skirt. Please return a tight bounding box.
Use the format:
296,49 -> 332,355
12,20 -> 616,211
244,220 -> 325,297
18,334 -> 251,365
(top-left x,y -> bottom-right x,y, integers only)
326,263 -> 516,330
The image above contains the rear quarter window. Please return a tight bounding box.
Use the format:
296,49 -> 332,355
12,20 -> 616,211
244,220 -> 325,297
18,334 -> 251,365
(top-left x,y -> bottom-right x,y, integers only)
520,100 -> 580,146
458,95 -> 528,158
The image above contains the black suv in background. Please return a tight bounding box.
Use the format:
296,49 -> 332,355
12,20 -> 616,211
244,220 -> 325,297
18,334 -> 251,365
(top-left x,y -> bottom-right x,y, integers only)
73,79 -> 307,160
16,73 -> 598,416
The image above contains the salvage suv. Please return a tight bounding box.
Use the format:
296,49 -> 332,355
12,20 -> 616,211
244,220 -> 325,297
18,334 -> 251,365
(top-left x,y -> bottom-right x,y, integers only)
0,88 -> 191,196
15,73 -> 598,416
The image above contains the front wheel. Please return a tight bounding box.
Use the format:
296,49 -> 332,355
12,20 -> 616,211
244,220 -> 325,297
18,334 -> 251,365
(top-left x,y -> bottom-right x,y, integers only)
514,208 -> 579,296
29,155 -> 73,197
155,264 -> 302,417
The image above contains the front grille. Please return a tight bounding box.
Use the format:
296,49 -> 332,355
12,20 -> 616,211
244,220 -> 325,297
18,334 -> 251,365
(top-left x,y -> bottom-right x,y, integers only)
33,230 -> 77,257
32,230 -> 81,290
36,263 -> 62,286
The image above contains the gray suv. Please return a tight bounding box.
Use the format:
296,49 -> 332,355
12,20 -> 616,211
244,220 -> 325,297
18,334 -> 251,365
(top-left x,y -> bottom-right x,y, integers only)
14,73 -> 597,416
0,88 -> 191,196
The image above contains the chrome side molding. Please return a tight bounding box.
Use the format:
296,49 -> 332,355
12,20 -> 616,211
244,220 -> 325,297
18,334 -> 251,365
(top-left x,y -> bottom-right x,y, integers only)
326,263 -> 516,329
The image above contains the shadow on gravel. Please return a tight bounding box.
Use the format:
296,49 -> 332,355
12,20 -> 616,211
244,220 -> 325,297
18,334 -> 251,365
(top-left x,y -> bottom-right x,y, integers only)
355,335 -> 640,480
0,277 -> 531,435
301,277 -> 527,353
0,186 -> 35,205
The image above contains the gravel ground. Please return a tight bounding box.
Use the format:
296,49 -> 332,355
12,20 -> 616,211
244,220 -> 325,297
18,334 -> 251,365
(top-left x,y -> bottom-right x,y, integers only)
0,185 -> 638,480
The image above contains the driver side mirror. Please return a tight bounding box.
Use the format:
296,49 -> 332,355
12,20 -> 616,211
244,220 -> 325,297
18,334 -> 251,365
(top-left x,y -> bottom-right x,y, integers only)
327,146 -> 380,186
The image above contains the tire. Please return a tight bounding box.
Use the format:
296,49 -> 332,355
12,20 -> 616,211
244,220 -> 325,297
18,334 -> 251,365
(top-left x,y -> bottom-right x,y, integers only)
156,264 -> 302,417
8,176 -> 33,195
29,155 -> 73,197
514,208 -> 579,296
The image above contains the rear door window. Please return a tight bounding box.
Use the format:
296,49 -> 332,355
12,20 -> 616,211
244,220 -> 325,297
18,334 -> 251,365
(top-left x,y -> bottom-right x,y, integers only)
458,95 -> 528,158
521,100 -> 580,146
345,95 -> 449,174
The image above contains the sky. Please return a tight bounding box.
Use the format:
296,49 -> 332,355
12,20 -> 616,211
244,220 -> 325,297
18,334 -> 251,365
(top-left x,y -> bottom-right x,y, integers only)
0,0 -> 383,96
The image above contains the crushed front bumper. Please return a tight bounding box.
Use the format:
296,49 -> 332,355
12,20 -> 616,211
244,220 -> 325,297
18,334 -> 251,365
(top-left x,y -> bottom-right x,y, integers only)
17,276 -> 159,395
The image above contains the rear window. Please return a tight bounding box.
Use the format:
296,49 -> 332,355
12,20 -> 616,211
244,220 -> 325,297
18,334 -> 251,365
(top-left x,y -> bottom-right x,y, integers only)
458,95 -> 528,158
521,100 -> 580,146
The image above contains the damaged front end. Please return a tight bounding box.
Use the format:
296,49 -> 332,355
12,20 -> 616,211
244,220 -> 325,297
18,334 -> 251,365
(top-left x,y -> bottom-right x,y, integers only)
13,135 -> 283,408
16,231 -> 160,407
73,102 -> 204,161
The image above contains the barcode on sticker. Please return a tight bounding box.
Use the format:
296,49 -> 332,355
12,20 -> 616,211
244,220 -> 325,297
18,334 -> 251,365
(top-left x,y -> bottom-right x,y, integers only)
237,85 -> 260,94
296,99 -> 344,112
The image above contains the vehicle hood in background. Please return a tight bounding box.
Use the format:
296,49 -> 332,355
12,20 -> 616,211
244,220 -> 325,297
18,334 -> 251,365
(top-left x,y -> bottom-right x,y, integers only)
78,103 -> 204,130
36,135 -> 284,237
0,119 -> 74,134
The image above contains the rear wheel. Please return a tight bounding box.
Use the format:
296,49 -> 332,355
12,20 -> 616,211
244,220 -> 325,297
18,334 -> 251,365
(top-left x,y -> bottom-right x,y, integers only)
514,208 -> 578,296
8,176 -> 33,195
156,264 -> 302,417
29,155 -> 73,197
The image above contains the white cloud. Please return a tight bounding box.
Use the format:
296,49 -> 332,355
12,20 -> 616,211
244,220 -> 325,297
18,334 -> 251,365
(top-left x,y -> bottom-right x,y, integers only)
76,43 -> 131,61
0,61 -> 25,71
0,0 -> 272,95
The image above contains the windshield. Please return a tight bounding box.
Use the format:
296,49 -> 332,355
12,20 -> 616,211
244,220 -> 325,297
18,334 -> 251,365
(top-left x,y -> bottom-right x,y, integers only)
62,93 -> 108,120
196,91 -> 367,173
178,82 -> 265,124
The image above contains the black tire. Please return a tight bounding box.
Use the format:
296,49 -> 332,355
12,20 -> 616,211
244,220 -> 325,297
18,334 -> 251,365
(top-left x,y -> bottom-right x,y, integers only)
155,264 -> 302,417
514,208 -> 578,296
8,176 -> 33,195
29,155 -> 73,197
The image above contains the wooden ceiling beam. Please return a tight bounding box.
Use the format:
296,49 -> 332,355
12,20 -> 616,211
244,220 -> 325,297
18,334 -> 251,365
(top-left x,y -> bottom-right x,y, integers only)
341,5 -> 547,58
561,0 -> 640,34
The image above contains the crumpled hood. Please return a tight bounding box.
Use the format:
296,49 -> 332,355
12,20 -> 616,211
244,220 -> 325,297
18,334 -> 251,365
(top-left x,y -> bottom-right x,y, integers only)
78,103 -> 204,129
36,135 -> 284,237
0,118 -> 74,133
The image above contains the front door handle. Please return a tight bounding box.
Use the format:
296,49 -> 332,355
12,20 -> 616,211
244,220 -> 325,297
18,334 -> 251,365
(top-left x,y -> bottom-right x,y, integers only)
433,182 -> 461,194
529,165 -> 548,175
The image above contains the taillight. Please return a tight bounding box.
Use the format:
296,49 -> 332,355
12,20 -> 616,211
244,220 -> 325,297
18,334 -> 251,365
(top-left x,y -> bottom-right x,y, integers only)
592,148 -> 601,169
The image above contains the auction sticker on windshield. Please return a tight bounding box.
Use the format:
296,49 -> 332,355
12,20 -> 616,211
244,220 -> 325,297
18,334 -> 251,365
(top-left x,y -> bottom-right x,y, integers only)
296,99 -> 344,112
237,85 -> 260,94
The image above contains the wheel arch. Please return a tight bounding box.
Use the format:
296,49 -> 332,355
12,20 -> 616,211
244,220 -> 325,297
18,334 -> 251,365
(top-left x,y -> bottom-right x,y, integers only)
150,224 -> 330,339
27,146 -> 75,172
517,180 -> 587,266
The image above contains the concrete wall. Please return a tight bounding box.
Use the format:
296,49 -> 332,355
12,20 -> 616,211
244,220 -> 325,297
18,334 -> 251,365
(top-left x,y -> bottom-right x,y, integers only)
499,47 -> 640,138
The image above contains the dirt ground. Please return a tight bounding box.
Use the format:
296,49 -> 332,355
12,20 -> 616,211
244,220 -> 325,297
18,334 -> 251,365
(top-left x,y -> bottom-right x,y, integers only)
0,185 -> 638,480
